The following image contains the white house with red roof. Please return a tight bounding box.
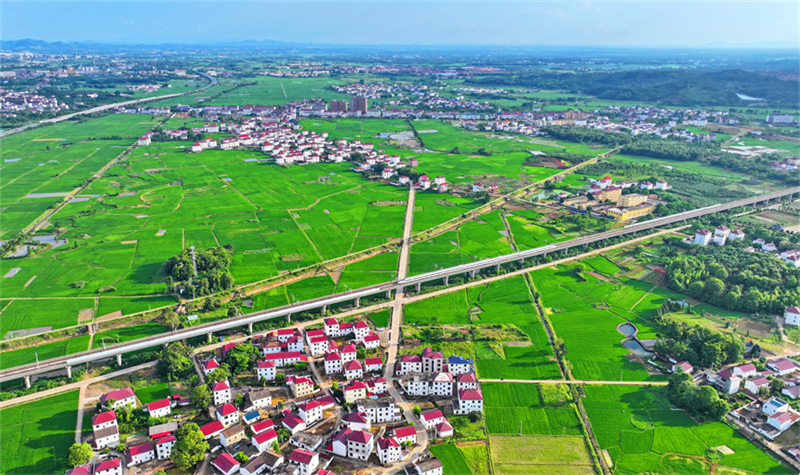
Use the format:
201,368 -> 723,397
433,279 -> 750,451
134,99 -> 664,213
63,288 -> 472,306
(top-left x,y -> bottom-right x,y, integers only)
362,332 -> 381,350
785,306 -> 800,326
398,354 -> 422,374
346,429 -> 374,461
287,375 -> 315,398
92,411 -> 119,449
392,425 -> 417,445
418,175 -> 431,190
472,182 -> 484,193
377,436 -> 403,464
146,398 -> 172,418
308,335 -> 330,356
94,458 -> 122,475
260,351 -> 307,367
430,372 -> 455,396
436,420 -> 454,438
365,357 -> 383,372
694,229 -> 712,246
340,344 -> 358,363
204,357 -> 220,376
289,448 -> 319,475
422,348 -> 444,373
357,397 -> 401,423
251,418 -> 275,436
299,400 -> 323,426
252,428 -> 278,453
768,358 -> 797,376
344,360 -> 364,380
217,403 -> 239,427
672,361 -> 694,374
212,452 -> 240,475
454,389 -> 484,415
353,320 -> 371,341
733,363 -> 758,379
155,435 -> 176,460
366,376 -> 388,395
420,409 -> 445,430
324,317 -> 345,337
324,351 -> 342,374
126,441 -> 155,467
344,411 -> 371,431
745,377 -> 771,395
457,373 -> 478,390
200,420 -> 224,439
282,411 -> 307,435
345,380 -> 368,403
212,380 -> 232,405
137,135 -> 151,146
256,360 -> 277,381
100,388 -> 137,409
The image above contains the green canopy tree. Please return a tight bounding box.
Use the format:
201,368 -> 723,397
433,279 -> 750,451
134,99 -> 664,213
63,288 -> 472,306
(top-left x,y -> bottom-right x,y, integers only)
173,423 -> 209,471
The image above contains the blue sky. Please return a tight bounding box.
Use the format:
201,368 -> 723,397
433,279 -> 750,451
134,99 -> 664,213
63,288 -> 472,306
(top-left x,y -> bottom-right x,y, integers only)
3,1 -> 798,47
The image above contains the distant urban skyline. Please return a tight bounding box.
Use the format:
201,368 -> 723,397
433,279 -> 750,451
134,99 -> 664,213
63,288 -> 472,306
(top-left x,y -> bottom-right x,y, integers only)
3,1 -> 798,48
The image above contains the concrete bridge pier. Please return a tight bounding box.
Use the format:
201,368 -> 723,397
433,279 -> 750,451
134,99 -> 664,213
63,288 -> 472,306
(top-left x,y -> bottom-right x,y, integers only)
518,258 -> 524,265
322,305 -> 328,315
66,366 -> 72,379
562,248 -> 568,255
24,375 -> 31,389
287,314 -> 292,323
495,264 -> 501,273
207,332 -> 213,343
116,354 -> 123,367
385,290 -> 392,299
414,283 -> 421,292
443,276 -> 449,286
248,322 -> 253,334
469,270 -> 477,278
355,297 -> 360,308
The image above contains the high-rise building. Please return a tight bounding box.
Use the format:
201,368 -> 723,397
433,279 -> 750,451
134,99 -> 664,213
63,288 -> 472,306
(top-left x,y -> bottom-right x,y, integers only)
329,100 -> 348,112
351,97 -> 368,113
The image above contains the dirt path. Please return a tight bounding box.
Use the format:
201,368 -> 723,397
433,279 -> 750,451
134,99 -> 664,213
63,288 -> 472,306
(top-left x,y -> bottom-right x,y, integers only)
75,381 -> 88,443
479,378 -> 667,386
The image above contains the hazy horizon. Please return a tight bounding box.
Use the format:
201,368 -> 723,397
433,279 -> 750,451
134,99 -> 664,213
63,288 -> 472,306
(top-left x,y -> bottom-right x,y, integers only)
3,1 -> 799,49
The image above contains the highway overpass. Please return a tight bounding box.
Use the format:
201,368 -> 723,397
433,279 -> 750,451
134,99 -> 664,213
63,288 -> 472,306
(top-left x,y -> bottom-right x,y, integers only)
2,185 -> 798,385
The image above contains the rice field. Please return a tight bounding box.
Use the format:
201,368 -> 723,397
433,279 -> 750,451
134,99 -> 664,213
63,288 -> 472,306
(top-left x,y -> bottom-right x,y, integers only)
583,384 -> 788,474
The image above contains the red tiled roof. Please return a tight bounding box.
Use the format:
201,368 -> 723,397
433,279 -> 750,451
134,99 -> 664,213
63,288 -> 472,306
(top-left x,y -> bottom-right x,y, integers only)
254,429 -> 278,445
251,419 -> 275,434
345,360 -> 363,371
92,411 -> 116,426
421,409 -> 443,421
200,420 -> 224,437
257,360 -> 276,369
289,448 -> 317,465
365,357 -> 382,365
325,352 -> 341,361
348,429 -> 372,444
147,398 -> 171,411
101,387 -> 135,403
341,344 -> 357,353
217,403 -> 237,416
378,436 -> 400,450
457,373 -> 477,383
129,441 -> 154,456
436,421 -> 454,433
155,435 -> 176,446
212,453 -> 240,473
213,380 -> 230,392
204,358 -> 220,370
346,381 -> 367,391
355,321 -> 369,329
300,400 -> 322,412
95,458 -> 121,472
393,425 -> 416,438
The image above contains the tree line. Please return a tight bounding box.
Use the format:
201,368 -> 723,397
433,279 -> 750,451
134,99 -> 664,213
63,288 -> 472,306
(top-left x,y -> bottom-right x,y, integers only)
164,245 -> 235,297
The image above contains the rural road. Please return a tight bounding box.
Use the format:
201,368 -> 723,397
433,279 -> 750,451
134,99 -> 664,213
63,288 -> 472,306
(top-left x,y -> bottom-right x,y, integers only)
0,361 -> 157,409
0,70 -> 217,139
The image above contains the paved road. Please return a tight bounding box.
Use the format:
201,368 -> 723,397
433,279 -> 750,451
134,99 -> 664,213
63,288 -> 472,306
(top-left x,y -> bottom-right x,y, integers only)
383,187 -> 430,462
3,185 -> 798,383
0,70 -> 217,139
0,361 -> 157,409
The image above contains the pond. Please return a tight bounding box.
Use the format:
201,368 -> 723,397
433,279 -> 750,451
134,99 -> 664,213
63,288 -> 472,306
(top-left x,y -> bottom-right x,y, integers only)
31,234 -> 67,249
617,322 -> 637,338
623,339 -> 654,359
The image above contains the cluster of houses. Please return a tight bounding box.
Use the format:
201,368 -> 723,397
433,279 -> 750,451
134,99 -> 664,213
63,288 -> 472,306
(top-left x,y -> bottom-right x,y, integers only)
0,88 -> 68,116
699,358 -> 800,440
559,176 -> 668,221
692,226 -> 800,269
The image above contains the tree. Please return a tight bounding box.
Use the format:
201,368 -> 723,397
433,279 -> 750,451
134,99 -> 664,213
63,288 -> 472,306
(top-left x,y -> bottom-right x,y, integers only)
227,307 -> 238,318
771,378 -> 786,395
173,423 -> 209,471
191,384 -> 211,409
157,342 -> 193,380
163,310 -> 181,330
571,263 -> 585,277
332,381 -> 339,391
413,405 -> 422,416
235,451 -> 249,463
275,373 -> 286,383
294,362 -> 308,371
68,443 -> 93,467
206,364 -> 230,383
356,346 -> 367,360
272,440 -> 280,452
234,393 -> 244,408
277,428 -> 292,442
226,343 -> 260,375
115,443 -> 127,452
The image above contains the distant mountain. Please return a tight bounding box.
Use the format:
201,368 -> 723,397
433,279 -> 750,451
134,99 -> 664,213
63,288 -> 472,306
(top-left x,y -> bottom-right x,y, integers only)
0,38 -> 294,53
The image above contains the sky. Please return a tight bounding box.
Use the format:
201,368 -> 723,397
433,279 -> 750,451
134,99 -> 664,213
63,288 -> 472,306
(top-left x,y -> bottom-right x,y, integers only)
2,1 -> 799,48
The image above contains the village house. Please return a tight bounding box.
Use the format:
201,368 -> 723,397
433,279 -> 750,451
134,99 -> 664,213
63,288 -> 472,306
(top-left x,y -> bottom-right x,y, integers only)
299,400 -> 324,426
252,428 -> 279,453
344,360 -> 364,380
212,380 -> 233,405
145,398 -> 172,418
126,441 -> 155,467
377,436 -> 403,464
289,448 -> 319,475
392,425 -> 418,445
457,373 -> 478,390
347,429 -> 374,461
357,397 -> 402,423
220,423 -> 247,448
211,453 -> 240,475
341,344 -> 358,363
345,380 -> 368,403
100,388 -> 137,409
203,357 -> 220,376
217,403 -> 239,427
365,356 -> 383,372
92,411 -> 120,450
453,389 -> 484,415
785,306 -> 800,326
734,363 -> 758,379
344,411 -> 371,431
200,420 -> 225,440
256,360 -> 277,381
251,418 -> 275,436
245,388 -> 272,411
154,435 -> 175,460
416,457 -> 444,475
287,375 -> 315,398
282,411 -> 307,435
324,351 -> 343,374
768,358 -> 797,377
420,409 -> 445,430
